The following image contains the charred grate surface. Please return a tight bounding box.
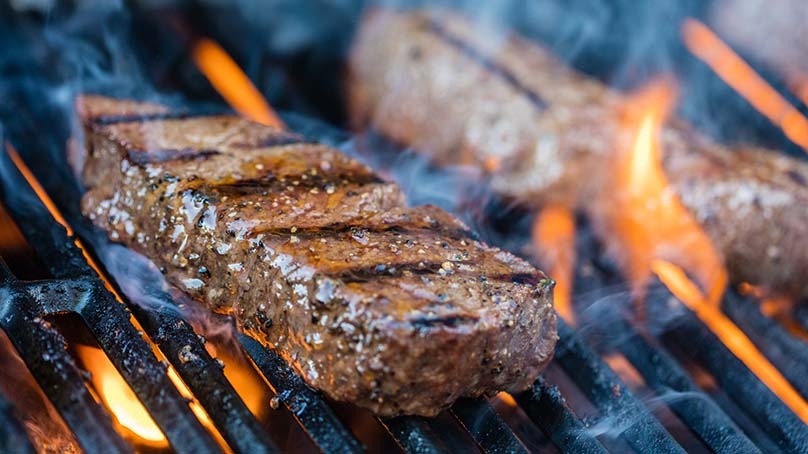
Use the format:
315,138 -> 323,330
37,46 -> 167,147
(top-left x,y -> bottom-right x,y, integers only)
2,103 -> 808,454
0,267 -> 130,453
379,416 -> 451,453
587,311 -> 760,453
722,291 -> 808,400
650,283 -> 808,453
515,378 -> 608,453
239,334 -> 365,453
570,231 -> 760,453
555,320 -> 686,453
450,397 -> 530,453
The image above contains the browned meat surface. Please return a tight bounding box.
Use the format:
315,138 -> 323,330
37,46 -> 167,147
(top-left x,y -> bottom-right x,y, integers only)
76,95 -> 557,417
346,9 -> 808,300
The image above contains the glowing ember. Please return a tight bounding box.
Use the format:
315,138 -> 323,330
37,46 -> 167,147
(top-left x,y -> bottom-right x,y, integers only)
495,391 -> 518,408
192,38 -> 284,128
652,260 -> 808,423
532,204 -> 576,325
595,79 -> 727,305
682,18 -> 808,152
75,345 -> 168,447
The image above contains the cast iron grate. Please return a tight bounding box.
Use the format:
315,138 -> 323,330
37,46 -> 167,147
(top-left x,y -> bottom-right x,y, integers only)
0,143 -> 806,453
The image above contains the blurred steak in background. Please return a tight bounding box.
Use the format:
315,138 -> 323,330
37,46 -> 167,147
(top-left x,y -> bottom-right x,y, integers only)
346,8 -> 808,301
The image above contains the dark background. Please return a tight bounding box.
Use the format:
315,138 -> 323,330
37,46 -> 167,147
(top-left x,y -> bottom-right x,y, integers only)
2,0 -> 807,159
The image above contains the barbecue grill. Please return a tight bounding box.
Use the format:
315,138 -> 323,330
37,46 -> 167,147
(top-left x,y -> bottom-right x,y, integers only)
2,1 -> 808,452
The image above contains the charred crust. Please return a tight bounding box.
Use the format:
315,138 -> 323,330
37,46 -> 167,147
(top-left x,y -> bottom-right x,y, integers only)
88,111 -> 223,125
506,273 -> 543,285
254,221 -> 476,243
333,260 -> 541,286
424,19 -> 548,112
229,134 -> 308,149
127,148 -> 221,165
787,169 -> 807,187
409,314 -> 478,330
208,173 -> 385,198
334,261 -> 445,283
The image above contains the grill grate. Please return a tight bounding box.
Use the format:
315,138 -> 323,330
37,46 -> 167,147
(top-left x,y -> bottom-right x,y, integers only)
0,146 -> 630,452
658,296 -> 808,453
0,273 -> 131,453
1,123 -> 807,452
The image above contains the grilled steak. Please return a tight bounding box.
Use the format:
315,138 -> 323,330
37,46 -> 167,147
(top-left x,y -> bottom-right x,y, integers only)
347,9 -> 808,300
75,95 -> 557,417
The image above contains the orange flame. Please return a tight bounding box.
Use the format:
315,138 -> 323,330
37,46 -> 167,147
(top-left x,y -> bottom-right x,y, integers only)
202,343 -> 269,420
532,204 -> 576,324
599,79 -> 808,424
495,391 -> 518,408
652,260 -> 808,423
192,38 -> 284,128
597,79 -> 727,304
75,345 -> 168,448
682,19 -> 808,152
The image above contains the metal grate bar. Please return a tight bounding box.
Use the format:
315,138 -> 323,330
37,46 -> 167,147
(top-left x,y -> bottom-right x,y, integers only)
722,291 -> 808,400
571,218 -> 758,453
379,416 -> 451,453
0,156 -> 223,453
515,377 -> 607,453
240,334 -> 365,454
450,397 -> 529,454
3,143 -> 279,451
656,286 -> 808,453
555,320 -> 685,454
0,268 -> 130,453
514,377 -> 606,454
584,307 -> 760,454
124,289 -> 279,453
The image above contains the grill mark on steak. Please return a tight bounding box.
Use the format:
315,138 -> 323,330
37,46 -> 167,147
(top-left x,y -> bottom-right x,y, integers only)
787,169 -> 807,187
252,222 -> 477,243
334,261 -> 540,285
409,314 -> 479,329
423,19 -> 548,112
207,172 -> 386,197
91,111 -> 224,125
127,148 -> 222,165
333,261 -> 446,283
229,134 -> 309,149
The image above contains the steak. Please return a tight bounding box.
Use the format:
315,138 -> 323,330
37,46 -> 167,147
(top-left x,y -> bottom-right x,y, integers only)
75,95 -> 558,417
346,9 -> 808,300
